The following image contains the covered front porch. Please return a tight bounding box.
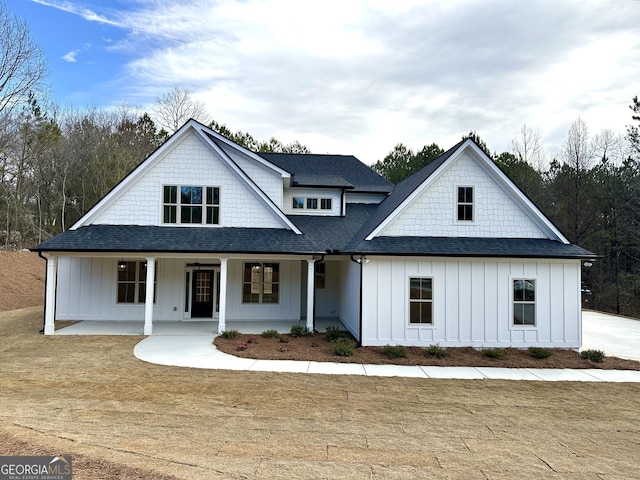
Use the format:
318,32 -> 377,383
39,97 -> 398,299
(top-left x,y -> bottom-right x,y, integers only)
54,318 -> 346,336
42,253 -> 326,336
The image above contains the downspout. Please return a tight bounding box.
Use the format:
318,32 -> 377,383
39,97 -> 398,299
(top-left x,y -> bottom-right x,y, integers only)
37,251 -> 47,334
312,253 -> 325,332
349,254 -> 364,346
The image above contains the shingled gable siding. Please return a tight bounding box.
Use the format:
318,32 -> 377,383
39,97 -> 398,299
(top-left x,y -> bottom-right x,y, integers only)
378,151 -> 547,238
360,257 -> 581,348
91,132 -> 284,229
214,143 -> 284,207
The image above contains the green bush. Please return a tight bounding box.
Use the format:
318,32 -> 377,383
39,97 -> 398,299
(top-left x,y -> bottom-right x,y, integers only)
220,329 -> 239,339
528,347 -> 553,359
425,344 -> 449,359
483,348 -> 506,360
290,325 -> 313,337
383,344 -> 407,359
581,349 -> 605,363
333,338 -> 355,357
261,329 -> 280,338
325,325 -> 349,342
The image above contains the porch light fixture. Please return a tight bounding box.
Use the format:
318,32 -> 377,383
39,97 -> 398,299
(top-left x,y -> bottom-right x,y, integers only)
117,260 -> 127,271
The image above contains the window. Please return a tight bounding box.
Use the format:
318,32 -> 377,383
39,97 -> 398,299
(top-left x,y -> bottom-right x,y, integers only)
307,198 -> 318,209
291,197 -> 333,210
513,279 -> 536,326
292,197 -> 305,209
457,186 -> 473,221
243,263 -> 279,304
320,198 -> 332,210
409,277 -> 433,324
117,261 -> 156,304
163,185 -> 219,224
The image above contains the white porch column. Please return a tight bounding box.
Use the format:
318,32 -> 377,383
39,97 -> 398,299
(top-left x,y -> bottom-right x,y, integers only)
218,258 -> 228,334
44,256 -> 58,335
144,257 -> 156,335
306,259 -> 315,330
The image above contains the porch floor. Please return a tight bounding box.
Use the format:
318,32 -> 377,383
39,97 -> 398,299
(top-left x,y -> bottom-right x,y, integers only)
54,318 -> 346,336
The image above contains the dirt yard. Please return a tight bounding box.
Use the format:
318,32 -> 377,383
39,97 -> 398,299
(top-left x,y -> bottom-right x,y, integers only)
0,250 -> 45,311
2,252 -> 640,479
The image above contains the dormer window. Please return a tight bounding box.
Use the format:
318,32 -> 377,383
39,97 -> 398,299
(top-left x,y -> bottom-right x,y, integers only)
163,186 -> 220,224
457,186 -> 473,222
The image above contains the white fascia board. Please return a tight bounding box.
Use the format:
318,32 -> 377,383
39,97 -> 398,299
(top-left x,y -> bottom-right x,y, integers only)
195,125 -> 302,234
71,120 -> 201,230
464,142 -> 570,244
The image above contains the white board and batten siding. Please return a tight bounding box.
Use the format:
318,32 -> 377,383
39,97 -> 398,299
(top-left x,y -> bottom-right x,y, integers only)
55,257 -> 303,322
360,257 -> 582,348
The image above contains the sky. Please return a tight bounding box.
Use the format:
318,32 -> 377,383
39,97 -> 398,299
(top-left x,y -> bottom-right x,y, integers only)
5,0 -> 640,165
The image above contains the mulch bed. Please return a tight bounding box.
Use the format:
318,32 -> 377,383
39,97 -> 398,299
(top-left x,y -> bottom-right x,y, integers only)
214,332 -> 640,370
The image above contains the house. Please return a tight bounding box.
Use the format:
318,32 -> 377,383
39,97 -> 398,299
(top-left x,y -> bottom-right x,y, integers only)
33,119 -> 595,348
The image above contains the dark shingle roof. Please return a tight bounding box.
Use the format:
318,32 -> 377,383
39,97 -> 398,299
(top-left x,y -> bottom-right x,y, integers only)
288,204 -> 378,252
346,236 -> 595,259
32,225 -> 321,254
259,153 -> 393,193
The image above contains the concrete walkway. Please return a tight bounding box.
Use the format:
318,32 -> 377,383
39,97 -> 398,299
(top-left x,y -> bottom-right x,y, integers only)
132,334 -> 640,382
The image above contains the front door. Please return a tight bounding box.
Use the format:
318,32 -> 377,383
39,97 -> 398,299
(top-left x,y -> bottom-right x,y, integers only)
191,270 -> 214,318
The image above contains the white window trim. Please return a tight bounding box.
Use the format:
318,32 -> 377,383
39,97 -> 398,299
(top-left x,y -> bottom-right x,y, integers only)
162,185 -> 221,226
510,276 -> 538,329
407,276 -> 435,327
242,262 -> 281,305
455,185 -> 476,224
291,196 -> 333,211
116,260 -> 157,305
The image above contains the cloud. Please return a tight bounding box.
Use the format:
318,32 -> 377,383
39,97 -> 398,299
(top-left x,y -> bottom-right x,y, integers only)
32,0 -> 640,162
61,50 -> 78,62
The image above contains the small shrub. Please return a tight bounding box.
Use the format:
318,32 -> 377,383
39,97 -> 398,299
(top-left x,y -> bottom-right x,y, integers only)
261,329 -> 280,338
325,325 -> 349,342
236,342 -> 247,351
581,349 -> 605,363
425,344 -> 449,359
221,329 -> 239,339
333,338 -> 355,357
383,344 -> 407,359
483,348 -> 506,360
290,325 -> 312,337
529,347 -> 552,359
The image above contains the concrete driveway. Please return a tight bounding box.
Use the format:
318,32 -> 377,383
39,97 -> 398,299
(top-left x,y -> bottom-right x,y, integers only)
582,310 -> 640,361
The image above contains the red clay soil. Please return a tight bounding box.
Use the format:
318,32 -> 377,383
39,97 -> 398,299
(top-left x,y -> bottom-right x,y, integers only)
0,250 -> 45,311
214,332 -> 640,370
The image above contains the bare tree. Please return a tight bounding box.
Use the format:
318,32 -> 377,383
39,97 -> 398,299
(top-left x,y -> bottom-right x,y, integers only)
511,124 -> 545,170
152,87 -> 208,133
0,1 -> 47,117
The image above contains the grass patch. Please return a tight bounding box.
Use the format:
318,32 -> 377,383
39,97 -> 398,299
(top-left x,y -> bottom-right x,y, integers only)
261,329 -> 280,338
333,338 -> 355,357
290,325 -> 313,337
383,345 -> 407,359
528,347 -> 553,359
482,348 -> 506,360
581,349 -> 605,363
425,344 -> 449,359
220,329 -> 239,339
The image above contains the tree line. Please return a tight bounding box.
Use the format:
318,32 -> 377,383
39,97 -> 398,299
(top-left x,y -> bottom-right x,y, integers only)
1,1 -> 639,317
